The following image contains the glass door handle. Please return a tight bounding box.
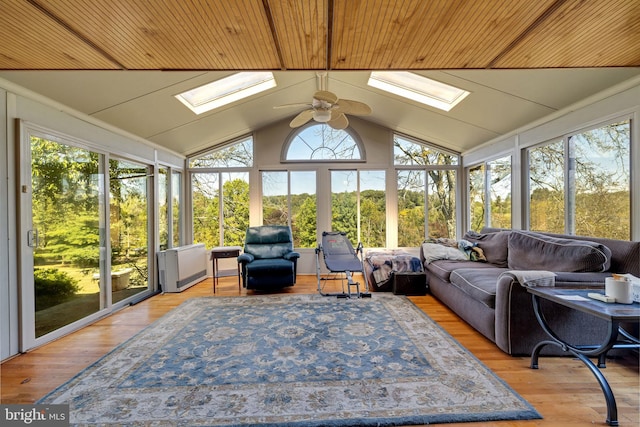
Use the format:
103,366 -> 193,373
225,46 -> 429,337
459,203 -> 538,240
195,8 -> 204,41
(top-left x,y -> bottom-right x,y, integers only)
27,229 -> 39,248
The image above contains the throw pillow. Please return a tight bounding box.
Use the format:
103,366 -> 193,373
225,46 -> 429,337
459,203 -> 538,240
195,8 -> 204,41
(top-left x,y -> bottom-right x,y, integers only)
507,231 -> 612,272
421,243 -> 468,265
463,230 -> 509,267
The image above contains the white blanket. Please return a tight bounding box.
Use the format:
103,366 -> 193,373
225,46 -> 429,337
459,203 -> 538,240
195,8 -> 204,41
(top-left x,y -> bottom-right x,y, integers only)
499,270 -> 556,287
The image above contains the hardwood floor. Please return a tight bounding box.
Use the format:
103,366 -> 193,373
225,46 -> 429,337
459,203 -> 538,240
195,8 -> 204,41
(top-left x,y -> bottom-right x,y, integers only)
2,275 -> 638,426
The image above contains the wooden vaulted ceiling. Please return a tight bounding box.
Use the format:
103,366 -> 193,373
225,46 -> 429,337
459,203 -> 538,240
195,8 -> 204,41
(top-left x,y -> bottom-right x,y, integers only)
1,0 -> 639,71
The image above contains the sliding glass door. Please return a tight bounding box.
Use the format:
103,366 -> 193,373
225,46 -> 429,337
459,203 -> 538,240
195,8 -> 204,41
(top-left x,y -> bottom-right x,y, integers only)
19,131 -> 107,350
19,126 -> 155,351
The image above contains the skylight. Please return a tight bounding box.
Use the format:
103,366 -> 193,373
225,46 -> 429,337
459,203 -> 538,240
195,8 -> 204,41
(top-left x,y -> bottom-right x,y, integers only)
176,72 -> 276,115
367,71 -> 469,112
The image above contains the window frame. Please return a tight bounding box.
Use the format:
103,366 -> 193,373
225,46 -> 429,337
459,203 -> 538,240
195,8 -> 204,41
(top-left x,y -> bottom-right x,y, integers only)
466,155 -> 512,232
281,122 -> 366,163
393,133 -> 461,243
187,136 -> 254,247
524,116 -> 632,239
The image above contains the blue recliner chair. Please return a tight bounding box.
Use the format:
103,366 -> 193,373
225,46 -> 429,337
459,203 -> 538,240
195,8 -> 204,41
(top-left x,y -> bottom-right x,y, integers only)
237,225 -> 300,290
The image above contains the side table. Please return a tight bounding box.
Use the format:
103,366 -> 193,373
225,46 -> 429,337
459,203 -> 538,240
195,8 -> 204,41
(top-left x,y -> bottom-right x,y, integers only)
391,272 -> 427,295
526,287 -> 640,426
210,246 -> 242,293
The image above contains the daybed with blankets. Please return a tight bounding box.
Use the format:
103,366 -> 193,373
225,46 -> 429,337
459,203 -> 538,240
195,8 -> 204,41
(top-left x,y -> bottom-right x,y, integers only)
420,227 -> 640,356
364,249 -> 424,292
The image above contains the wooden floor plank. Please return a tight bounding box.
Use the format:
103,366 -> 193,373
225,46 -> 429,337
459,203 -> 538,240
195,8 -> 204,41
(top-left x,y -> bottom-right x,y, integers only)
1,274 -> 638,426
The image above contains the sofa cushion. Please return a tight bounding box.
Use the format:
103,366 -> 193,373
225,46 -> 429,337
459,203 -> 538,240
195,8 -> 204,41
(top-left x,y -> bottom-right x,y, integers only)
449,268 -> 506,309
507,231 -> 612,272
463,230 -> 509,267
427,260 -> 498,282
246,258 -> 294,276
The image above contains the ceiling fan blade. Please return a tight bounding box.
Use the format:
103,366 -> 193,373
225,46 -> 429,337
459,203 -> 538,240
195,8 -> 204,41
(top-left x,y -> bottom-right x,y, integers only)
313,90 -> 339,104
334,99 -> 372,116
327,113 -> 349,130
273,102 -> 312,109
289,109 -> 314,128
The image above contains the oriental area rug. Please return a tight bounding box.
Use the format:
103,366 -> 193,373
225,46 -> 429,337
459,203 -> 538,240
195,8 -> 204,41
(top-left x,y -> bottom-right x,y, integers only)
39,294 -> 541,426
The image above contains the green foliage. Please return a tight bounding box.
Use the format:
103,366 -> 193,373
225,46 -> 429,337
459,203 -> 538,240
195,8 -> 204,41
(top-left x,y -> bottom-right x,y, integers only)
192,177 -> 250,248
34,268 -> 80,310
360,190 -> 386,247
223,179 -> 250,246
292,196 -> 317,248
332,192 -> 358,243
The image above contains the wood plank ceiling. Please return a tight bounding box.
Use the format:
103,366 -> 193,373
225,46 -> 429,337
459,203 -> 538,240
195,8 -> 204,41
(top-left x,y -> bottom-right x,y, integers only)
1,0 -> 639,71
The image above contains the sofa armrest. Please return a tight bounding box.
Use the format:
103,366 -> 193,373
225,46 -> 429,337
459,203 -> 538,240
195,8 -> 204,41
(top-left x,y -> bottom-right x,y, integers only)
494,273 -> 609,355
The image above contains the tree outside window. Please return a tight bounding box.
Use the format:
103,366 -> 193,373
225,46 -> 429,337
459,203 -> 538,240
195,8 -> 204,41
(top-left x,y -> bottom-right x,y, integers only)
190,138 -> 252,248
527,119 -> 630,239
468,156 -> 512,232
394,135 -> 459,244
262,171 -> 317,248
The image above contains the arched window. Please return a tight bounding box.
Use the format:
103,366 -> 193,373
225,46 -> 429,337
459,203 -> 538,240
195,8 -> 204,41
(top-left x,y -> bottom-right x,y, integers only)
283,123 -> 365,162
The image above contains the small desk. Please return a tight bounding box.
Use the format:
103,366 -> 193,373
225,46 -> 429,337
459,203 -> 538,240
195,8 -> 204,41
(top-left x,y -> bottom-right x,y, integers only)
210,246 -> 242,293
527,287 -> 640,426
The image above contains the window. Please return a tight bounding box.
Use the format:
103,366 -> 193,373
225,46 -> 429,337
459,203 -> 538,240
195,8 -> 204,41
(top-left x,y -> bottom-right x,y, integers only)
159,167 -> 182,250
189,137 -> 252,248
192,172 -> 249,248
176,72 -> 276,115
468,156 -> 512,232
394,135 -> 458,165
489,157 -> 512,229
171,170 -> 182,248
368,71 -> 470,111
468,164 -> 485,232
330,170 -> 386,247
189,137 -> 253,168
158,167 -> 169,250
109,158 -> 152,304
527,120 -> 631,239
284,123 -> 364,161
395,135 -> 459,244
262,171 -> 317,248
397,170 -> 425,246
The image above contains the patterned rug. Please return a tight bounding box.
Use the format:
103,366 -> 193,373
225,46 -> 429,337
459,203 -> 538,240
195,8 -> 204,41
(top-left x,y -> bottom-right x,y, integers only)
39,294 -> 541,426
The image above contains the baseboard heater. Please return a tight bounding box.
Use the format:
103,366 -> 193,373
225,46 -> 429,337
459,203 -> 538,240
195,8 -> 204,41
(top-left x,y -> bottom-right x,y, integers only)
157,244 -> 208,292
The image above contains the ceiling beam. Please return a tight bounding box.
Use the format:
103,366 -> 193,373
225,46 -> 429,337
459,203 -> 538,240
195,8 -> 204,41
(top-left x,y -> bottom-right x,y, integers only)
27,0 -> 127,69
486,0 -> 569,69
262,0 -> 287,70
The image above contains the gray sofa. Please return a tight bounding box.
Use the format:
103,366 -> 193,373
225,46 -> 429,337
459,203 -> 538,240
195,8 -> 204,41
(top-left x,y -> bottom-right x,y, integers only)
420,227 -> 640,356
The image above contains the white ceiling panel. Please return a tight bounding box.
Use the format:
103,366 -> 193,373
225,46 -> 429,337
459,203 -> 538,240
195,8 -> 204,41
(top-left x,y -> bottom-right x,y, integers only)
1,69 -> 639,155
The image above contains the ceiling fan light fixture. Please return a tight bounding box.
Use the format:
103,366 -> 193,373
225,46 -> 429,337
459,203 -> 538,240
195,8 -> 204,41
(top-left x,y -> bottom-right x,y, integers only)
313,110 -> 332,122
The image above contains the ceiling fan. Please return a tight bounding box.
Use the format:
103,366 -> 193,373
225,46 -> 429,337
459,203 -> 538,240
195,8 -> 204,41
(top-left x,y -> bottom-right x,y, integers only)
274,74 -> 372,130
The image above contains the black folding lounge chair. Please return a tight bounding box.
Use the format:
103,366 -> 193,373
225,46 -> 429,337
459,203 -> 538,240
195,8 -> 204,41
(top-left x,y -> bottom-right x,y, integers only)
315,231 -> 371,298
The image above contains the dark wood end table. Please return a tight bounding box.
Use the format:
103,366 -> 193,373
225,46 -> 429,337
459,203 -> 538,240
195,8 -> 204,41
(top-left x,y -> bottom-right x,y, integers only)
210,246 -> 242,293
526,287 -> 640,426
